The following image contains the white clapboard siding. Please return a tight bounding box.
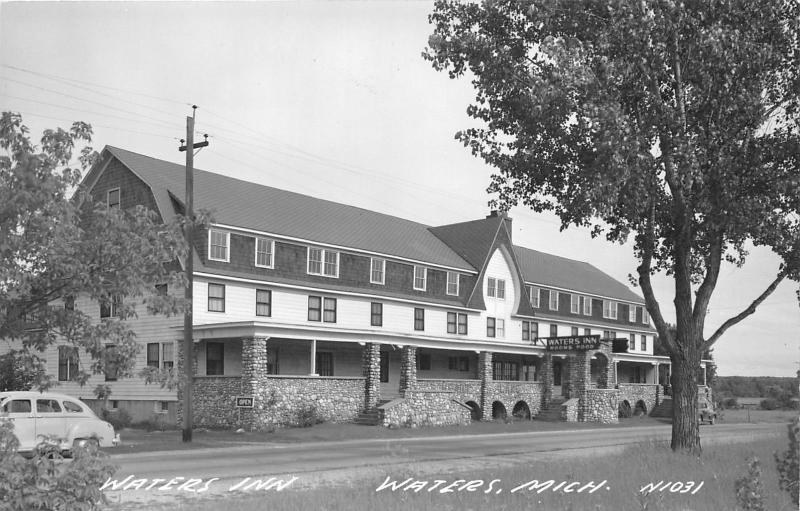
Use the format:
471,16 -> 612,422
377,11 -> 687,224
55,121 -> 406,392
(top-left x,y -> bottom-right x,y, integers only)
43,293 -> 180,401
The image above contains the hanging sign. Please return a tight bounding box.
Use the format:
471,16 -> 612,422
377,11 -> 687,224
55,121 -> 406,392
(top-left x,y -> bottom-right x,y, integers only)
544,335 -> 601,352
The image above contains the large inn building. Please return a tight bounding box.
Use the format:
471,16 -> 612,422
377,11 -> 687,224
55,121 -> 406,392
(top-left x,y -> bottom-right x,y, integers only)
19,147 -> 710,427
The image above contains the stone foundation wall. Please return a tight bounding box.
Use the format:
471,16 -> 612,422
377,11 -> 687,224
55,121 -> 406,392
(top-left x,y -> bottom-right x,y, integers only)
192,375 -> 364,430
193,376 -> 244,428
579,389 -> 619,423
380,392 -> 471,428
617,384 -> 659,415
562,398 -> 579,422
485,381 -> 544,418
416,379 -> 482,405
249,376 -> 365,429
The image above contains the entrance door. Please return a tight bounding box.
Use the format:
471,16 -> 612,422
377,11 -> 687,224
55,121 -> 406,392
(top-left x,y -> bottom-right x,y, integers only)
553,360 -> 563,397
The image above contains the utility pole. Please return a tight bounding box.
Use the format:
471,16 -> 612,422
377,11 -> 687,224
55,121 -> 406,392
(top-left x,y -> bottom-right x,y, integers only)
179,106 -> 209,443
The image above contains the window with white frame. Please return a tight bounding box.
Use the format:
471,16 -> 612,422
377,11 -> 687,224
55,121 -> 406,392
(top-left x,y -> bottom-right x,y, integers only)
583,295 -> 592,315
256,289 -> 271,317
629,305 -> 637,322
571,326 -> 579,336
144,342 -> 173,370
486,317 -> 496,338
522,321 -> 538,342
413,265 -> 427,291
642,308 -> 650,325
208,230 -> 230,262
370,258 -> 385,284
487,278 -> 506,299
162,342 -> 174,369
307,247 -> 339,277
496,318 -> 505,338
603,300 -> 618,319
629,333 -> 636,351
570,294 -> 579,314
640,335 -> 647,351
208,283 -> 225,312
255,237 -> 274,268
549,290 -> 559,311
528,286 -> 540,308
447,312 -> 468,335
58,346 -> 78,381
446,271 -> 459,296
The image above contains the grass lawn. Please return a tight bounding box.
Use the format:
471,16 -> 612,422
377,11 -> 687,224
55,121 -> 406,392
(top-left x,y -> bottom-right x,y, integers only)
108,408 -> 797,456
146,434 -> 796,511
109,415 -> 674,455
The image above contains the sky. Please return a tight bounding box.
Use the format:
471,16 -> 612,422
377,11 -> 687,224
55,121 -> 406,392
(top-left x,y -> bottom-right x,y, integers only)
1,1 -> 798,377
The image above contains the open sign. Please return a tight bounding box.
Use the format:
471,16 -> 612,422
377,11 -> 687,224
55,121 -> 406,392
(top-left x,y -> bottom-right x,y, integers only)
235,396 -> 254,408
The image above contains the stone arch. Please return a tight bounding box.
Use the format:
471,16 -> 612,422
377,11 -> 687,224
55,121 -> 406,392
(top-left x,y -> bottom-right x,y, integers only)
512,400 -> 531,420
619,400 -> 632,418
491,401 -> 507,420
465,400 -> 482,421
635,400 -> 648,416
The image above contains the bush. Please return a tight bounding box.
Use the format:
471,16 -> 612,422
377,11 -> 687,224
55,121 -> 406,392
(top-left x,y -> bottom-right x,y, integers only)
296,403 -> 323,428
723,397 -> 739,409
760,398 -> 780,410
101,407 -> 132,430
775,417 -> 799,506
735,457 -> 765,511
0,418 -> 117,510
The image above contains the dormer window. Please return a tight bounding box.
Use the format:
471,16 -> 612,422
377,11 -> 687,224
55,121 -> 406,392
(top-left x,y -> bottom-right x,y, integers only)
446,271 -> 459,296
528,286 -> 540,308
413,266 -> 427,291
307,247 -> 339,277
370,258 -> 385,285
583,296 -> 592,315
603,300 -> 618,320
107,188 -> 120,209
570,294 -> 579,314
255,237 -> 274,268
642,308 -> 650,325
629,305 -> 637,322
549,290 -> 559,311
208,229 -> 230,262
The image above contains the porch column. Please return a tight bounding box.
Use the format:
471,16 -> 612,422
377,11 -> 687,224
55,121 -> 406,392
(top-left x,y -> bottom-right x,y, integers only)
572,351 -> 591,394
399,345 -> 417,398
241,336 -> 269,430
362,343 -> 381,410
309,339 -> 317,376
654,362 -> 660,385
613,360 -> 619,387
541,353 -> 553,409
478,351 -> 493,421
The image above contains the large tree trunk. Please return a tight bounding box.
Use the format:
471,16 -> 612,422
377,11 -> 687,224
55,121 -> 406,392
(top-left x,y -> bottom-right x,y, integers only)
670,351 -> 701,452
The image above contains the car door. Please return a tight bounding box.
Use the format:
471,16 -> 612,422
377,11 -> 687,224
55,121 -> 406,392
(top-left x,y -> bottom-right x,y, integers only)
1,398 -> 36,451
34,398 -> 67,448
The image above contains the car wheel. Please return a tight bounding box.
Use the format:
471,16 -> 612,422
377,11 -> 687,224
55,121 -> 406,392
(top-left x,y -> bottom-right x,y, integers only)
73,438 -> 100,453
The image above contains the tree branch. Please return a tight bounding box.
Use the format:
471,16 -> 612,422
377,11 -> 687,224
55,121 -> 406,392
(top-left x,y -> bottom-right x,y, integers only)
692,230 -> 723,324
638,201 -> 678,354
703,270 -> 787,351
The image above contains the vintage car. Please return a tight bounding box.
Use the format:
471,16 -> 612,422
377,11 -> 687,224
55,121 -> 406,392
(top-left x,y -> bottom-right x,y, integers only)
698,397 -> 718,425
0,391 -> 120,454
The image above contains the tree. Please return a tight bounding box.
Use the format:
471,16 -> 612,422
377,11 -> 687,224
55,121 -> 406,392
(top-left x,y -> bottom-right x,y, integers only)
0,112 -> 188,391
424,1 -> 800,452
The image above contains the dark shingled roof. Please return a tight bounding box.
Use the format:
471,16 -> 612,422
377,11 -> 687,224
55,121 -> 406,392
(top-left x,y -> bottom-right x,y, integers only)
105,146 -> 474,271
100,146 -> 645,304
513,245 -> 644,304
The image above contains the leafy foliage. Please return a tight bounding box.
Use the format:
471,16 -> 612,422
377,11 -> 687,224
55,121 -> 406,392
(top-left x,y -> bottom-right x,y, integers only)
0,112 -> 190,390
735,457 -> 765,511
0,350 -> 45,391
775,417 -> 800,506
424,0 -> 800,451
0,419 -> 117,510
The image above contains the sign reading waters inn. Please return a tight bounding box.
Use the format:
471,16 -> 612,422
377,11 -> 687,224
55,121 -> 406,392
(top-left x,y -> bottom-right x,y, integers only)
544,335 -> 602,352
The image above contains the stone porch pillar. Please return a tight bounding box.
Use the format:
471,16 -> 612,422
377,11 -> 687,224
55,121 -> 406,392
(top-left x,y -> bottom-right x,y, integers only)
176,339 -> 198,428
241,336 -> 269,430
478,351 -> 493,421
399,345 -> 417,398
362,343 -> 381,410
573,351 -> 591,394
541,353 -> 553,409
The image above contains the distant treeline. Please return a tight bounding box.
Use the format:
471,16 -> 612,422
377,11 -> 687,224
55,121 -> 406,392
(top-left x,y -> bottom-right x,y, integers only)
714,376 -> 799,398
